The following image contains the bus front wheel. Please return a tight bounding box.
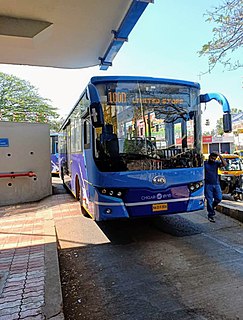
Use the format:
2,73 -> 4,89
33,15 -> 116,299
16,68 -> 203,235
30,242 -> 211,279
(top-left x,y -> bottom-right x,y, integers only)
75,177 -> 89,218
75,177 -> 82,203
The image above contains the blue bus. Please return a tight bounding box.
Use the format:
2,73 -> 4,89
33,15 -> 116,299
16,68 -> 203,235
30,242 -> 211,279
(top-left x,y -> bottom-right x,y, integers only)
50,133 -> 59,175
59,76 -> 231,221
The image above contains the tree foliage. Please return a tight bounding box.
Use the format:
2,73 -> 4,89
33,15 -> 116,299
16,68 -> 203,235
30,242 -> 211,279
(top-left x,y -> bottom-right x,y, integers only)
0,72 -> 61,131
199,0 -> 243,72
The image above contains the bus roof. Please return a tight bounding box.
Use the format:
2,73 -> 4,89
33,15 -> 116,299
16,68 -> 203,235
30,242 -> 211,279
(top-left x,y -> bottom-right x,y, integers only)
90,76 -> 201,89
60,75 -> 201,130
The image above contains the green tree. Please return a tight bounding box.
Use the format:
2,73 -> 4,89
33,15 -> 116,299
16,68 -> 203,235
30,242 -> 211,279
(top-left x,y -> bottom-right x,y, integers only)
216,117 -> 224,136
199,0 -> 243,72
203,129 -> 217,136
0,72 -> 61,131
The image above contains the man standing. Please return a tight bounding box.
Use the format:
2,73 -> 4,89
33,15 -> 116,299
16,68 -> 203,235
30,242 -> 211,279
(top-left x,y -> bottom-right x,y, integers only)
204,151 -> 227,222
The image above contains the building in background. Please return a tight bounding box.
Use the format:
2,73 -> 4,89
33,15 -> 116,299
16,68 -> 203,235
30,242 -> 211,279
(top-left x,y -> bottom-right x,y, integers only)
232,113 -> 243,149
202,135 -> 234,155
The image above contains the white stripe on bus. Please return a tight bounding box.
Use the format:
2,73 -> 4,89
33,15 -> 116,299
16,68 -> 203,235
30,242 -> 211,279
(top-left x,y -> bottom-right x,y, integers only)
94,196 -> 204,207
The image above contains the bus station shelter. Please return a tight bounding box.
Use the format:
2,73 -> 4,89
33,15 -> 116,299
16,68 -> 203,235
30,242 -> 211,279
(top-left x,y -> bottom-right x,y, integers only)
0,0 -> 152,70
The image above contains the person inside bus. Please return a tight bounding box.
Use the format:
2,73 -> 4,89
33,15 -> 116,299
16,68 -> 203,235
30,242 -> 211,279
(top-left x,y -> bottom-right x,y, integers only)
204,151 -> 227,222
99,124 -> 119,158
98,124 -> 128,171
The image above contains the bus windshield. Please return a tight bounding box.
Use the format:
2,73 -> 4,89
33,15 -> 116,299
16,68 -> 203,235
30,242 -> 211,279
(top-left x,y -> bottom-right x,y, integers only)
94,81 -> 203,172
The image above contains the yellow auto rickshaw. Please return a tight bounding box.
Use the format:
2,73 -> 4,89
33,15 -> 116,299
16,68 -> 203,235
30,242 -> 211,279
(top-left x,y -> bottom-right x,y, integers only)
233,149 -> 243,161
218,154 -> 243,201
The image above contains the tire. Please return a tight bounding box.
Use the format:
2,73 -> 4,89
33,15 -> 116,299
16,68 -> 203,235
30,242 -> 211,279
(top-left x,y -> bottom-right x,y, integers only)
75,177 -> 90,218
60,167 -> 64,182
75,176 -> 82,202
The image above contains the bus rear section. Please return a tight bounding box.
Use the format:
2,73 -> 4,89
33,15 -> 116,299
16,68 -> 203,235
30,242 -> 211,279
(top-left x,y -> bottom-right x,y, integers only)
59,76 -> 231,221
50,133 -> 59,175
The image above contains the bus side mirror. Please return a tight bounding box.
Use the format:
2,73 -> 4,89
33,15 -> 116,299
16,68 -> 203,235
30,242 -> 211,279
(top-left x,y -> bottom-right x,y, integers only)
223,113 -> 232,133
90,102 -> 104,128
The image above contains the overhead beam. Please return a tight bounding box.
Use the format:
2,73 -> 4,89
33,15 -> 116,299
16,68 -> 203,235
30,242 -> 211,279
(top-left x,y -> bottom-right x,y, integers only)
99,0 -> 153,70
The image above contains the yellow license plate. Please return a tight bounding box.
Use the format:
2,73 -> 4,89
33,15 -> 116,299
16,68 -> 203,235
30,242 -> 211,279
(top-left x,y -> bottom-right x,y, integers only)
152,203 -> 168,212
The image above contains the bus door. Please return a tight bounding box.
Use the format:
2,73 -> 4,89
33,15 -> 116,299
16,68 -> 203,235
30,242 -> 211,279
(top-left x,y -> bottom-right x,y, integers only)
64,123 -> 72,185
82,116 -> 91,168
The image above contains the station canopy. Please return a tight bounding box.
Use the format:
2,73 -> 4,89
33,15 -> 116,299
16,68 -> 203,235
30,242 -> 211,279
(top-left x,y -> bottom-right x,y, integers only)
0,0 -> 152,70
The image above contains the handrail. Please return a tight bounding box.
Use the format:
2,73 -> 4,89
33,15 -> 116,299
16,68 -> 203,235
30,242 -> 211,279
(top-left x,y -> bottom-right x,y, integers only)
0,172 -> 36,178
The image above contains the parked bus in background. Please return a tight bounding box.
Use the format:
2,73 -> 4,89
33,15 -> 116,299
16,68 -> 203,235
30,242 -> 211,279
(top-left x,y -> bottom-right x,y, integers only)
50,133 -> 59,175
59,76 -> 232,221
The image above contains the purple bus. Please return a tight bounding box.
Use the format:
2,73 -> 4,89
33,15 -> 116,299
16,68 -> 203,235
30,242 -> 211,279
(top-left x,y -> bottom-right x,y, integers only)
50,133 -> 59,175
59,76 -> 231,221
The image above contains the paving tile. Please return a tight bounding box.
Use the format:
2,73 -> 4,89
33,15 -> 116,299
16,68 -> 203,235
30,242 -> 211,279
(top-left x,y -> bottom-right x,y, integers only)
19,307 -> 42,318
0,305 -> 21,316
22,295 -> 44,305
20,300 -> 44,317
0,185 -> 67,320
1,289 -> 23,298
4,280 -> 26,289
0,313 -> 19,320
21,315 -> 44,320
24,284 -> 44,294
0,298 -> 21,309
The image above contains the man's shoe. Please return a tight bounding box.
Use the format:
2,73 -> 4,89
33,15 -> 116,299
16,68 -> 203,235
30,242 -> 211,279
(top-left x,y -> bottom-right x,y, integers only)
208,216 -> 215,223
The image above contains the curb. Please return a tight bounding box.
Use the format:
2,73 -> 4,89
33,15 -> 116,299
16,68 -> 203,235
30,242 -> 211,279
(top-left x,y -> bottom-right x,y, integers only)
217,202 -> 243,223
43,220 -> 64,320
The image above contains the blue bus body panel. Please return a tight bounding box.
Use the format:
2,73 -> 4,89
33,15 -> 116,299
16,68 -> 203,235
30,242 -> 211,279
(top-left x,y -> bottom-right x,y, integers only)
51,154 -> 59,174
68,153 -> 204,221
50,133 -> 59,174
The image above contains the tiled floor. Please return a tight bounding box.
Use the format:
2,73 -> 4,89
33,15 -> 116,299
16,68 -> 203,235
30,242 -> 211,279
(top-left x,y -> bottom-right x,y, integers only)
0,192 -> 80,320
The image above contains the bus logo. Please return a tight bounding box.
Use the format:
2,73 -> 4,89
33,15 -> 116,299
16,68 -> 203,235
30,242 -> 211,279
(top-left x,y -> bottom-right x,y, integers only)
152,176 -> 166,185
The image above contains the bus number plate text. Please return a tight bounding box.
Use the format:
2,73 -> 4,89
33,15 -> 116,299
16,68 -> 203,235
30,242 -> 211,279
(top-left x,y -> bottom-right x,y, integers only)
152,203 -> 168,212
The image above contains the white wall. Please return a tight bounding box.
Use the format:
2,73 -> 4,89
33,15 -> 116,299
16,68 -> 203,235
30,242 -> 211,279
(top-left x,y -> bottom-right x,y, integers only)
0,121 -> 52,206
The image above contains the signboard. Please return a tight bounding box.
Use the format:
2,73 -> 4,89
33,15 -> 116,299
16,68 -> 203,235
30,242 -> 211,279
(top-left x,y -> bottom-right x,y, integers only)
176,136 -> 194,144
107,90 -> 185,107
0,138 -> 9,147
203,136 -> 212,143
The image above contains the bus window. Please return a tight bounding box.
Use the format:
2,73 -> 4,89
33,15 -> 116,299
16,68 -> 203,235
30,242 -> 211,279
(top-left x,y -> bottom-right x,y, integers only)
84,119 -> 91,149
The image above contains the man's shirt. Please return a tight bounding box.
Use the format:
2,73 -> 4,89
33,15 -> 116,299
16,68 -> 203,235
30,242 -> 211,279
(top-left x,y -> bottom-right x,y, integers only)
204,160 -> 221,185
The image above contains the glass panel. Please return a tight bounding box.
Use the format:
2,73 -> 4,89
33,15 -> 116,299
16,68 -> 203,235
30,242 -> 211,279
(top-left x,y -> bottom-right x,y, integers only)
223,158 -> 243,171
94,81 -> 203,172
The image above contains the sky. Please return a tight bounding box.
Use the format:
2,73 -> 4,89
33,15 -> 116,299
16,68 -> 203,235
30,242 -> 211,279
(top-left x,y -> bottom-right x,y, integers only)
0,0 -> 242,131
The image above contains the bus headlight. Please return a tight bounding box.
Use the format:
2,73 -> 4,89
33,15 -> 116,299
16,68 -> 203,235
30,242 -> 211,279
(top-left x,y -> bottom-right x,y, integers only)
97,187 -> 126,199
189,185 -> 195,191
188,181 -> 203,193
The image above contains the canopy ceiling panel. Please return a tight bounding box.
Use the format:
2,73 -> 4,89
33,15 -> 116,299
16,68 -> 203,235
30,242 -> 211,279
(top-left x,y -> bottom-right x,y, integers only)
0,0 -> 152,69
